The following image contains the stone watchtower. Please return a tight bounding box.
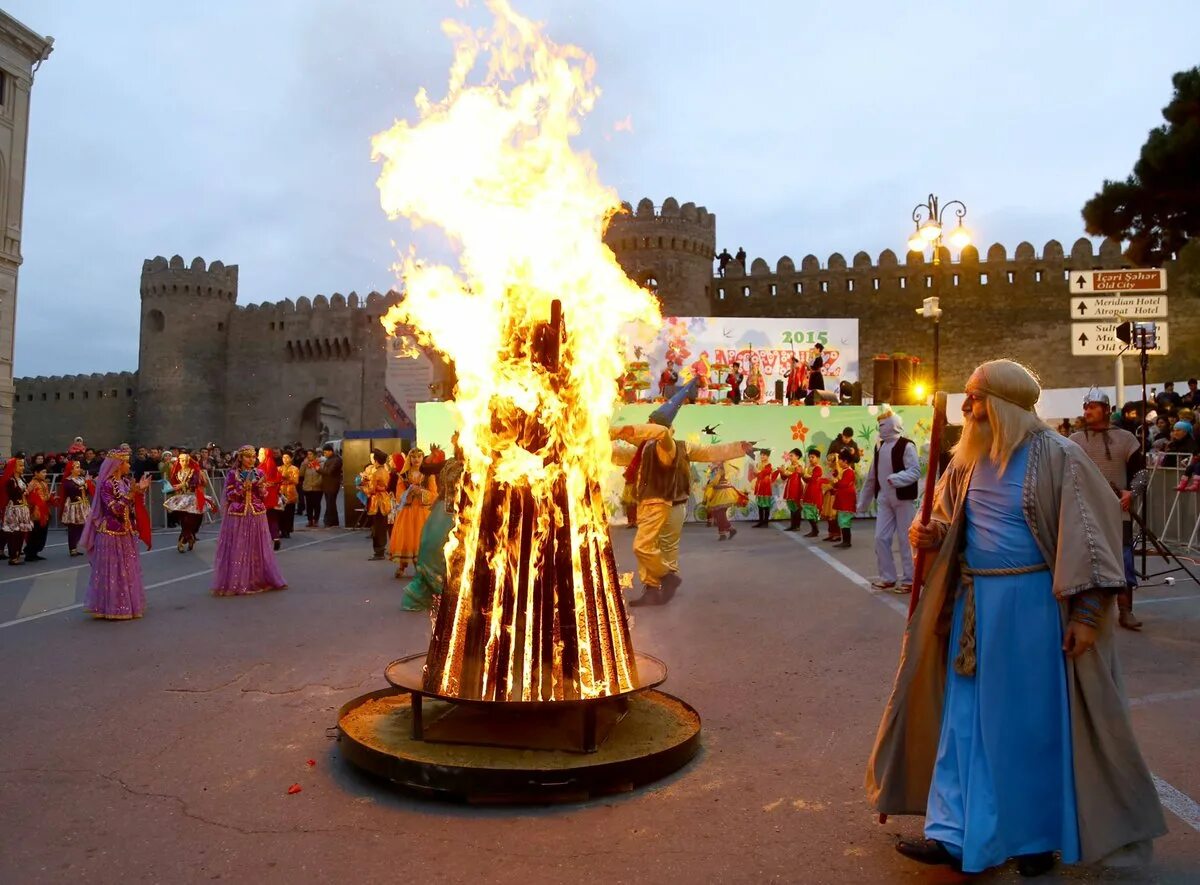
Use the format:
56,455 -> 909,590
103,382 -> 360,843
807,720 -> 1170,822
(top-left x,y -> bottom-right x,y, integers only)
603,197 -> 716,317
136,255 -> 236,447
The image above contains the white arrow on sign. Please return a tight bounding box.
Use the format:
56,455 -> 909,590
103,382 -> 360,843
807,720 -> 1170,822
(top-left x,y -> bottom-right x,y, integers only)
1072,321 -> 1169,356
1071,268 -> 1166,293
1069,294 -> 1168,320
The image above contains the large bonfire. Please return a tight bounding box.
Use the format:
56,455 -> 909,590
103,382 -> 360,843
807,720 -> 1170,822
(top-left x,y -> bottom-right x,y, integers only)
374,0 -> 659,702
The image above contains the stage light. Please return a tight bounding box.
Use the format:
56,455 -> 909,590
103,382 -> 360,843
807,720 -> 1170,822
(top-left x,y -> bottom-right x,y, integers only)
913,383 -> 928,402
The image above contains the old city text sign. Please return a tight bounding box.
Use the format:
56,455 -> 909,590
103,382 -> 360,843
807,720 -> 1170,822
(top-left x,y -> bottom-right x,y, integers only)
1071,321 -> 1170,356
1071,268 -> 1166,293
1069,294 -> 1168,320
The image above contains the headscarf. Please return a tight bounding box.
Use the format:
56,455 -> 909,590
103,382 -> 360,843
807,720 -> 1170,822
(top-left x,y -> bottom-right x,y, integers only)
0,458 -> 19,514
79,446 -> 130,553
259,447 -> 281,509
1174,421 -> 1193,434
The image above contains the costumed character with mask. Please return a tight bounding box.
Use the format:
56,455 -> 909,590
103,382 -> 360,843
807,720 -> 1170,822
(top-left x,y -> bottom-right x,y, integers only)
1070,387 -> 1146,631
611,379 -> 754,606
867,360 -> 1165,878
81,445 -> 153,619
858,406 -> 921,592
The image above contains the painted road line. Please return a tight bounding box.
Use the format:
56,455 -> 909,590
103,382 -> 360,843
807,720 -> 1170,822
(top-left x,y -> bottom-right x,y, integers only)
0,536 -> 221,587
0,533 -> 349,630
775,523 -> 1200,834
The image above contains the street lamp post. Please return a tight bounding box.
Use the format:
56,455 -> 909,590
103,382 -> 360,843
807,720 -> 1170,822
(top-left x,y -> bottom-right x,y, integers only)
908,194 -> 970,394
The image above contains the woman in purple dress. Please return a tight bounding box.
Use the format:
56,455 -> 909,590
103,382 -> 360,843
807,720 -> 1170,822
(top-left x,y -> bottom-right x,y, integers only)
81,444 -> 151,620
211,444 -> 287,596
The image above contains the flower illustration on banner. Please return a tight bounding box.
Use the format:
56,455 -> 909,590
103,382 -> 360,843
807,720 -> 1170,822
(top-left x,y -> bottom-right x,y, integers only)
790,419 -> 809,442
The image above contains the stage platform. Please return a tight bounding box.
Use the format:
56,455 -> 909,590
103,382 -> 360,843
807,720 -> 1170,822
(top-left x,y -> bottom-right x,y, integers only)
415,403 -> 933,523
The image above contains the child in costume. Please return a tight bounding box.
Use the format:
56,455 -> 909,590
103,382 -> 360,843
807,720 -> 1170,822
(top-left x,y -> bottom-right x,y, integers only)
1,455 -> 33,564
706,461 -> 743,541
832,449 -> 860,548
750,449 -> 775,527
821,451 -> 841,543
779,448 -> 806,531
24,465 -> 52,561
800,447 -> 824,537
60,459 -> 93,556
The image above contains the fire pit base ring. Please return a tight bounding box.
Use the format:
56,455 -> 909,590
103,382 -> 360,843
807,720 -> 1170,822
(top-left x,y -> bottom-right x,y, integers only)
337,687 -> 701,803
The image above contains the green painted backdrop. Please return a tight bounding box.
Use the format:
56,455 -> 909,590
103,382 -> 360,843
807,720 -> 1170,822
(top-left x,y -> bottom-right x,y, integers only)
415,403 -> 934,523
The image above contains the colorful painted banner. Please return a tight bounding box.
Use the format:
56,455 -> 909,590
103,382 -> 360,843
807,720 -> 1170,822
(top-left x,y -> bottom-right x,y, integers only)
622,316 -> 859,402
415,402 -> 932,523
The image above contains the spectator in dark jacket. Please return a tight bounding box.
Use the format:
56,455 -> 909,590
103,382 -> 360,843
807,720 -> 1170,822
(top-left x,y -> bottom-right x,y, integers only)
319,444 -> 343,527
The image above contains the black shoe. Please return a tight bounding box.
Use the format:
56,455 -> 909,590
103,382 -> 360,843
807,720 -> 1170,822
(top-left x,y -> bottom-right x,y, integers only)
627,587 -> 662,607
1016,852 -> 1056,878
659,572 -> 682,603
273,540 -> 281,551
369,554 -> 385,561
25,554 -> 44,562
727,528 -> 737,540
895,838 -> 961,871
836,539 -> 851,548
804,528 -> 819,538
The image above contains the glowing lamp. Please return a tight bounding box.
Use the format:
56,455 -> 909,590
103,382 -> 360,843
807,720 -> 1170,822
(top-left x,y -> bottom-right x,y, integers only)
919,219 -> 941,242
948,224 -> 971,249
907,234 -> 925,253
913,383 -> 928,401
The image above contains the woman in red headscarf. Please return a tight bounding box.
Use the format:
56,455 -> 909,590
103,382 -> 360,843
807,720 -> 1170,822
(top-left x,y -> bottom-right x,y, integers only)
1,453 -> 33,565
164,448 -> 207,553
258,447 -> 283,550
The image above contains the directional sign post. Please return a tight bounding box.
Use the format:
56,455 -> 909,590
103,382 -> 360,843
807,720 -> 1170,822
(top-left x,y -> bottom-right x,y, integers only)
1072,321 -> 1169,356
1069,294 -> 1168,320
1071,268 -> 1166,294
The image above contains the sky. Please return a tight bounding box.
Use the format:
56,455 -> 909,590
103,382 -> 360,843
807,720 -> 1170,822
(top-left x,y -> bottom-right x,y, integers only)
7,0 -> 1199,377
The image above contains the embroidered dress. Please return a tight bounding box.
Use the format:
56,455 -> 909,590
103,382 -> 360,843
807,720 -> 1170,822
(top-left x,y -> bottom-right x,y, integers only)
165,463 -> 206,550
82,473 -> 147,619
388,469 -> 437,573
924,442 -> 1080,872
61,475 -> 92,526
3,476 -> 33,533
211,467 -> 287,596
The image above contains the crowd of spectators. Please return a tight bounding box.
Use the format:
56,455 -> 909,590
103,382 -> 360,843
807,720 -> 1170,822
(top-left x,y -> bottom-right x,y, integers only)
1055,378 -> 1200,466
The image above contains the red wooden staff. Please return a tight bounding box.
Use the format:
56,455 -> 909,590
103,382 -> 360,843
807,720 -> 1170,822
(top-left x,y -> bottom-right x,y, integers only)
908,390 -> 947,620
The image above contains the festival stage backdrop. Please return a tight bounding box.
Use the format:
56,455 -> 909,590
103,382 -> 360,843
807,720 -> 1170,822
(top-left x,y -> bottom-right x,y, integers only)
622,316 -> 860,401
415,402 -> 932,523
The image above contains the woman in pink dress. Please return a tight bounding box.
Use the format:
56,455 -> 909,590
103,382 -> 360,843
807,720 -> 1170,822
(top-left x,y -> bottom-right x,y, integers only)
211,445 -> 287,596
81,445 -> 152,620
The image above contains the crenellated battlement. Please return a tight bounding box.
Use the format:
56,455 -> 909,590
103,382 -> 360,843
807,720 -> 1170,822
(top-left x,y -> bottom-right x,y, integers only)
720,236 -> 1127,282
140,255 -> 239,302
604,196 -> 718,260
234,288 -> 401,318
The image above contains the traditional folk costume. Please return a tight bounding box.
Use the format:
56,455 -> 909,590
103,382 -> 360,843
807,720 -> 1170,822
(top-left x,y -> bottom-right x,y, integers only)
1070,387 -> 1145,630
278,460 -> 299,538
612,380 -> 749,606
831,453 -> 859,548
784,359 -> 805,404
259,449 -> 283,548
868,423 -> 1166,871
705,461 -> 743,541
779,449 -> 806,531
620,456 -> 639,528
750,454 -> 775,526
1,459 -> 33,564
81,445 -> 152,619
60,467 -> 93,556
362,458 -> 393,559
747,363 -> 765,404
24,473 -> 52,561
211,446 -> 287,596
858,409 -> 920,589
820,453 -> 841,542
388,448 -> 438,577
403,457 -> 464,611
800,450 -> 824,537
164,457 -> 207,553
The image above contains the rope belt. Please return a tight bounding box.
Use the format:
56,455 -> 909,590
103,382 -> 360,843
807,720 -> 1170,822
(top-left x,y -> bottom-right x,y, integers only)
954,559 -> 1050,677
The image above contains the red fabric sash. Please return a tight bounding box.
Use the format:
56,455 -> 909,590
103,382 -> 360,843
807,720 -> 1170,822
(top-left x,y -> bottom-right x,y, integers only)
134,491 -> 153,549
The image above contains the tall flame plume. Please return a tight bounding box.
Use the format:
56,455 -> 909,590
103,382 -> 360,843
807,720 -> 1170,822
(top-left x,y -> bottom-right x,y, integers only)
374,0 -> 659,701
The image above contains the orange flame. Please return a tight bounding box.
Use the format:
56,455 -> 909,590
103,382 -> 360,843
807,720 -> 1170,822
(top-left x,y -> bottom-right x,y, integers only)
373,1 -> 658,701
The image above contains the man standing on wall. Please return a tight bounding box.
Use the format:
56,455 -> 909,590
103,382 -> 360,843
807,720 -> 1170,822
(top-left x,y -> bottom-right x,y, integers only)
319,443 -> 343,528
1070,388 -> 1145,631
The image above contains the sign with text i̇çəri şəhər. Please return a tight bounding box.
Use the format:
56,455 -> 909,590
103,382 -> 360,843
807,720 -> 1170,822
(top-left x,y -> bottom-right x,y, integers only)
1070,268 -> 1166,294
1071,321 -> 1169,356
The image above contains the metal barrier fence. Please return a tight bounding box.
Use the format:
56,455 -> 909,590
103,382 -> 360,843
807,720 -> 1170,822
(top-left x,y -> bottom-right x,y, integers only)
34,470 -> 230,532
1145,461 -> 1199,549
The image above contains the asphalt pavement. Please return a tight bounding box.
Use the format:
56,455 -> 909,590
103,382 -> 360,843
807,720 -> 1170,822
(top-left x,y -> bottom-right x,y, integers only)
0,519 -> 1196,883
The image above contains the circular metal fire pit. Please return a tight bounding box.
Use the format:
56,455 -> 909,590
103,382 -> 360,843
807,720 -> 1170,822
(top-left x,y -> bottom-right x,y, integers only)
337,652 -> 701,802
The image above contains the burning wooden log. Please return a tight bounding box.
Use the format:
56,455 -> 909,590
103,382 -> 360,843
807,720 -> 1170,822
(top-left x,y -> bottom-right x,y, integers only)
423,301 -> 639,702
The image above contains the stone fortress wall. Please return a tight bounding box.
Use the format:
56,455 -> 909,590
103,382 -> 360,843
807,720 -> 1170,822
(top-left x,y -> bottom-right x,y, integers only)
13,195 -> 1197,452
605,197 -> 1197,398
14,255 -> 401,452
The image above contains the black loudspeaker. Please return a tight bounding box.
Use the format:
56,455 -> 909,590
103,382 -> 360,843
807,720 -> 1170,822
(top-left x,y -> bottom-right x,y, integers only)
892,357 -> 916,403
873,356 -> 893,403
774,379 -> 784,402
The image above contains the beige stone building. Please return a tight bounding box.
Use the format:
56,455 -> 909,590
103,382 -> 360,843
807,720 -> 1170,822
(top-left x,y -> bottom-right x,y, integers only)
0,10 -> 51,457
